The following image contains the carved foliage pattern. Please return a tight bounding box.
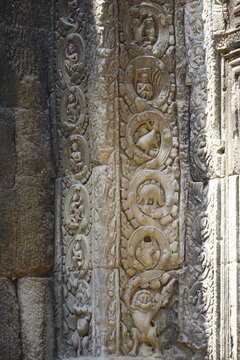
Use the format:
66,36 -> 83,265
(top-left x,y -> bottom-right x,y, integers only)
55,0 -> 92,356
89,0 -> 119,355
185,2 -> 210,181
180,183 -> 215,359
119,0 -> 179,356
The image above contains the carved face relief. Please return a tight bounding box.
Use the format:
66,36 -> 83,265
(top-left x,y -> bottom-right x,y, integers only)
57,33 -> 85,85
60,86 -> 86,134
125,56 -> 169,108
128,170 -> 174,224
128,226 -> 172,271
63,135 -> 90,181
64,184 -> 90,233
132,289 -> 155,312
124,2 -> 169,56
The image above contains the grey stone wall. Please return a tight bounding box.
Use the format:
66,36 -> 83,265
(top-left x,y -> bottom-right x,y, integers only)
0,1 -> 55,358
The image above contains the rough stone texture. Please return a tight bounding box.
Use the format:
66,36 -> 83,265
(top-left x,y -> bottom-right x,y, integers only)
53,1 -> 240,359
1,0 -> 240,359
0,0 -> 55,278
18,277 -> 55,360
0,277 -> 21,360
0,0 -> 55,358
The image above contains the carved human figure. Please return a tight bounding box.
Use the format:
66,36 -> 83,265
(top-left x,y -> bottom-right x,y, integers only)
136,69 -> 153,100
132,13 -> 156,48
69,191 -> 83,228
65,43 -> 82,82
72,241 -> 83,269
138,183 -> 164,209
125,274 -> 176,355
70,141 -> 83,172
136,236 -> 160,269
142,13 -> 156,47
136,121 -> 159,155
67,0 -> 82,29
58,0 -> 82,33
67,90 -> 81,124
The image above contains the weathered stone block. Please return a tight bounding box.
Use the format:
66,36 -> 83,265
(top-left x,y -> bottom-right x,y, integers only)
18,277 -> 54,360
15,109 -> 54,177
15,175 -> 54,276
0,107 -> 16,189
0,277 -> 21,360
0,188 -> 17,276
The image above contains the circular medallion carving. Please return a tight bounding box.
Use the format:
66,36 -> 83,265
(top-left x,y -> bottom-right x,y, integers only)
124,2 -> 169,57
60,86 -> 86,133
65,235 -> 89,278
125,56 -> 169,108
128,170 -> 174,225
126,111 -> 172,165
64,184 -> 90,233
57,33 -> 85,85
62,134 -> 90,181
128,226 -> 171,271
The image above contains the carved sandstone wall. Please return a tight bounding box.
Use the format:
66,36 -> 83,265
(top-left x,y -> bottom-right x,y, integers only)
1,1 -> 240,359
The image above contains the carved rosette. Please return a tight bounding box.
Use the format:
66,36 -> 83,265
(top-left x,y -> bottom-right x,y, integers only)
119,0 -> 179,356
54,1 -> 92,357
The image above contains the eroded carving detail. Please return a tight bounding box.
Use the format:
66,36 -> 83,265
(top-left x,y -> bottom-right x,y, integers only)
119,0 -> 179,356
60,86 -> 86,134
57,33 -> 85,86
62,134 -> 90,182
126,111 -> 172,166
125,56 -> 170,109
55,1 -> 92,357
123,1 -> 171,57
185,2 -> 210,180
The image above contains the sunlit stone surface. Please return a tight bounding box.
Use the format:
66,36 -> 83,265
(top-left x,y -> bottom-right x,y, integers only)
0,1 -> 240,359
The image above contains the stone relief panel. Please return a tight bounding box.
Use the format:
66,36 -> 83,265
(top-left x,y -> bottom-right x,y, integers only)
179,181 -> 219,360
57,33 -> 85,86
53,0 -> 222,359
125,111 -> 172,166
54,0 -> 92,357
185,1 -> 210,181
119,0 -> 180,357
88,0 -> 120,355
122,1 -> 170,56
60,86 -> 87,135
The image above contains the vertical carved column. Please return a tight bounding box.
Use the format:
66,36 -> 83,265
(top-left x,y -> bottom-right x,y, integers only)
119,1 -> 181,356
54,0 -> 120,357
215,2 -> 240,356
54,0 -> 92,357
179,1 -> 223,359
89,0 -> 120,356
